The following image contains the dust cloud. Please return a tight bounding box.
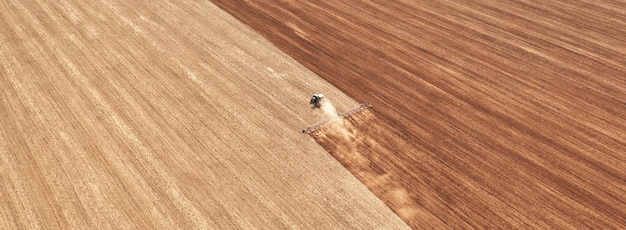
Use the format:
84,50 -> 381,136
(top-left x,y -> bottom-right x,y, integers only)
312,105 -> 423,223
320,100 -> 340,122
319,100 -> 356,142
314,104 -> 422,221
314,99 -> 367,165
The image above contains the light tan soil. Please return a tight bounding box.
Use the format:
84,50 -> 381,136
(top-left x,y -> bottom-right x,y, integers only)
0,0 -> 408,228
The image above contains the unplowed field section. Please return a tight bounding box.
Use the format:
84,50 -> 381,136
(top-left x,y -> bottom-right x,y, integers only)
211,0 -> 626,228
0,0 -> 409,229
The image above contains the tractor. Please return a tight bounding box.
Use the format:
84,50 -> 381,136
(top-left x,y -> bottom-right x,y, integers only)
310,93 -> 324,108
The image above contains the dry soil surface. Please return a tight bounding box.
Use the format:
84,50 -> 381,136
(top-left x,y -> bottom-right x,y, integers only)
0,0 -> 409,228
212,0 -> 626,228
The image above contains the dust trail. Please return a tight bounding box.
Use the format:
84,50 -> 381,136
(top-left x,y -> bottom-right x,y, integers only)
320,100 -> 340,123
319,100 -> 357,142
311,109 -> 425,225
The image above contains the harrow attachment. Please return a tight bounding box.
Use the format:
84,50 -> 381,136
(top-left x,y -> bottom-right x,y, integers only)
302,102 -> 372,134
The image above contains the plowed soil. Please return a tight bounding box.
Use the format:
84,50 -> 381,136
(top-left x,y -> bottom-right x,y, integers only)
211,0 -> 626,228
0,0 -> 409,228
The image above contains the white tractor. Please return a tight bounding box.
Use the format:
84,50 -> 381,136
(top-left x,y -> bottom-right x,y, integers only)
310,93 -> 324,108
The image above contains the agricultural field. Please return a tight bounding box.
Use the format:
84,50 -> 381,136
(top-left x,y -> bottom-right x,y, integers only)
212,0 -> 626,228
0,0 -> 408,228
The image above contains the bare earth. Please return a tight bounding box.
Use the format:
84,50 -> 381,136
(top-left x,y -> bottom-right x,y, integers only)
211,0 -> 626,228
0,0 -> 409,229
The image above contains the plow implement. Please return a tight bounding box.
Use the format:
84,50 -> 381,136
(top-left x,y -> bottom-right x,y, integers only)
302,102 -> 372,134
